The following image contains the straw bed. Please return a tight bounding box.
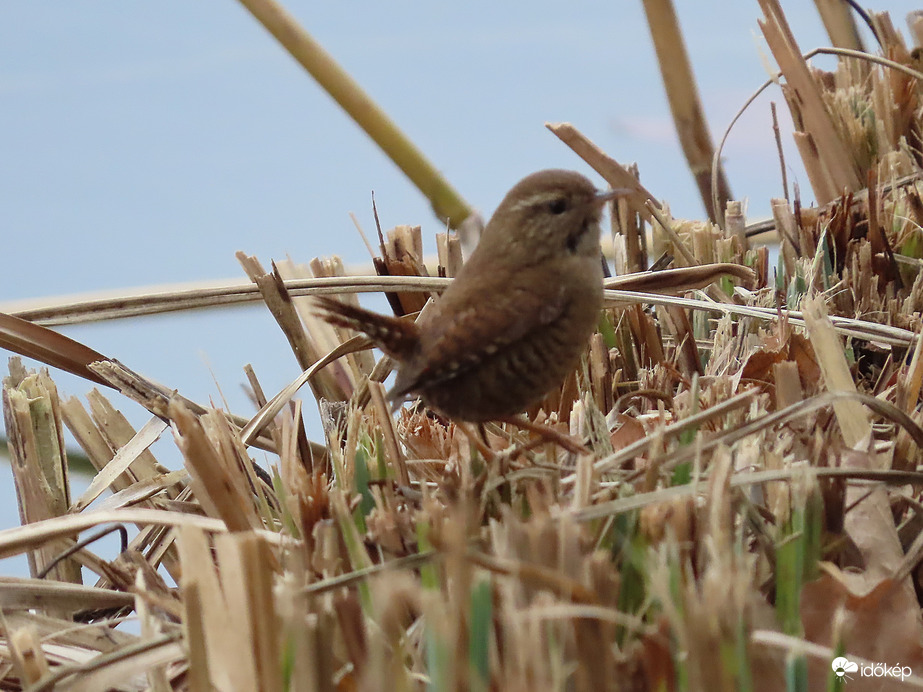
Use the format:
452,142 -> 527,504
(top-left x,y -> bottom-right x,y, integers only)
4,2 -> 923,690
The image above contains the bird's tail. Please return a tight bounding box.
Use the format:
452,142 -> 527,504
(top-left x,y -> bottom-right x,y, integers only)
313,296 -> 420,362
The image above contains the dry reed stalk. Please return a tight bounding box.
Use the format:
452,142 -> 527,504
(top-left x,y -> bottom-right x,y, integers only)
216,532 -> 282,691
0,312 -> 111,386
609,162 -> 648,273
802,296 -> 922,650
759,0 -> 864,203
801,296 -> 870,450
909,11 -> 923,48
814,0 -> 865,51
642,0 -> 732,222
8,627 -> 49,687
436,231 -> 463,278
178,526 -> 239,692
69,418 -> 166,514
0,269 -> 766,327
368,381 -> 409,487
377,224 -> 431,315
170,403 -> 265,533
238,252 -> 352,404
291,256 -> 376,379
3,364 -> 80,598
546,122 -> 658,222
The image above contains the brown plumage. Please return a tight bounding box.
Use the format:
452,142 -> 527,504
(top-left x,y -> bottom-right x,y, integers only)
315,169 -> 618,422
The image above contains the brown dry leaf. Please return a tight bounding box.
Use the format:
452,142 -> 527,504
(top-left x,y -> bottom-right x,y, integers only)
802,569 -> 923,689
606,263 -> 757,293
740,332 -> 820,391
640,618 -> 676,691
839,446 -> 916,609
609,413 -> 646,451
740,347 -> 782,384
788,332 -> 822,386
639,497 -> 695,546
0,312 -> 112,387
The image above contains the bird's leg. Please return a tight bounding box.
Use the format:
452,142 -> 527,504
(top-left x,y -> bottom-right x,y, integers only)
476,422 -> 491,452
496,416 -> 590,456
457,422 -> 497,464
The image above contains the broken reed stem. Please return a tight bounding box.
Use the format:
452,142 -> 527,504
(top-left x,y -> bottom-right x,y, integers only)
642,0 -> 732,222
771,101 -> 790,202
813,0 -> 865,51
711,44 -> 923,222
2,365 -> 80,596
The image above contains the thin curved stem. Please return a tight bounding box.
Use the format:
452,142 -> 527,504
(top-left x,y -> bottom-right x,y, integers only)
711,46 -> 923,225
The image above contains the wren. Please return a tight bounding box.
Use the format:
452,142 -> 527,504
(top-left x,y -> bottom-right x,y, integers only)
315,169 -> 622,422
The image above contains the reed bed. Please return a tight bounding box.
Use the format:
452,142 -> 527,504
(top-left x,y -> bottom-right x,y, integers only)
3,1 -> 923,690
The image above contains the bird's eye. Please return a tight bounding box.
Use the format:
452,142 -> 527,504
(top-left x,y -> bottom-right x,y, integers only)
547,198 -> 568,215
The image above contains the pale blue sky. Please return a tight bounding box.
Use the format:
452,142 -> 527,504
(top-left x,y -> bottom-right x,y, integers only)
0,2 -> 917,503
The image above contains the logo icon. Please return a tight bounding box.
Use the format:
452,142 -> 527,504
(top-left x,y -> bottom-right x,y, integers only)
832,657 -> 859,682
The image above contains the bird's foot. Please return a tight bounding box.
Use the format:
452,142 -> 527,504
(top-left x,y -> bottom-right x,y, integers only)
496,416 -> 590,456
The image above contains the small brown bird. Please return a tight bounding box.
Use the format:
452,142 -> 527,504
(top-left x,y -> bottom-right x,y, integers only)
315,169 -> 622,422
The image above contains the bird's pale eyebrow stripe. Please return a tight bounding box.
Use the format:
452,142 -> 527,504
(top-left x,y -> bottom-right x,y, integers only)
510,191 -> 561,211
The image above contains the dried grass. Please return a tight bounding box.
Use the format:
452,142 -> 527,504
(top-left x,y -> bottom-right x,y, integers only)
4,3 -> 923,691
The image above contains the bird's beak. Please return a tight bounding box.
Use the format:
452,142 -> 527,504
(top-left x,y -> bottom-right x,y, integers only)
593,187 -> 634,206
